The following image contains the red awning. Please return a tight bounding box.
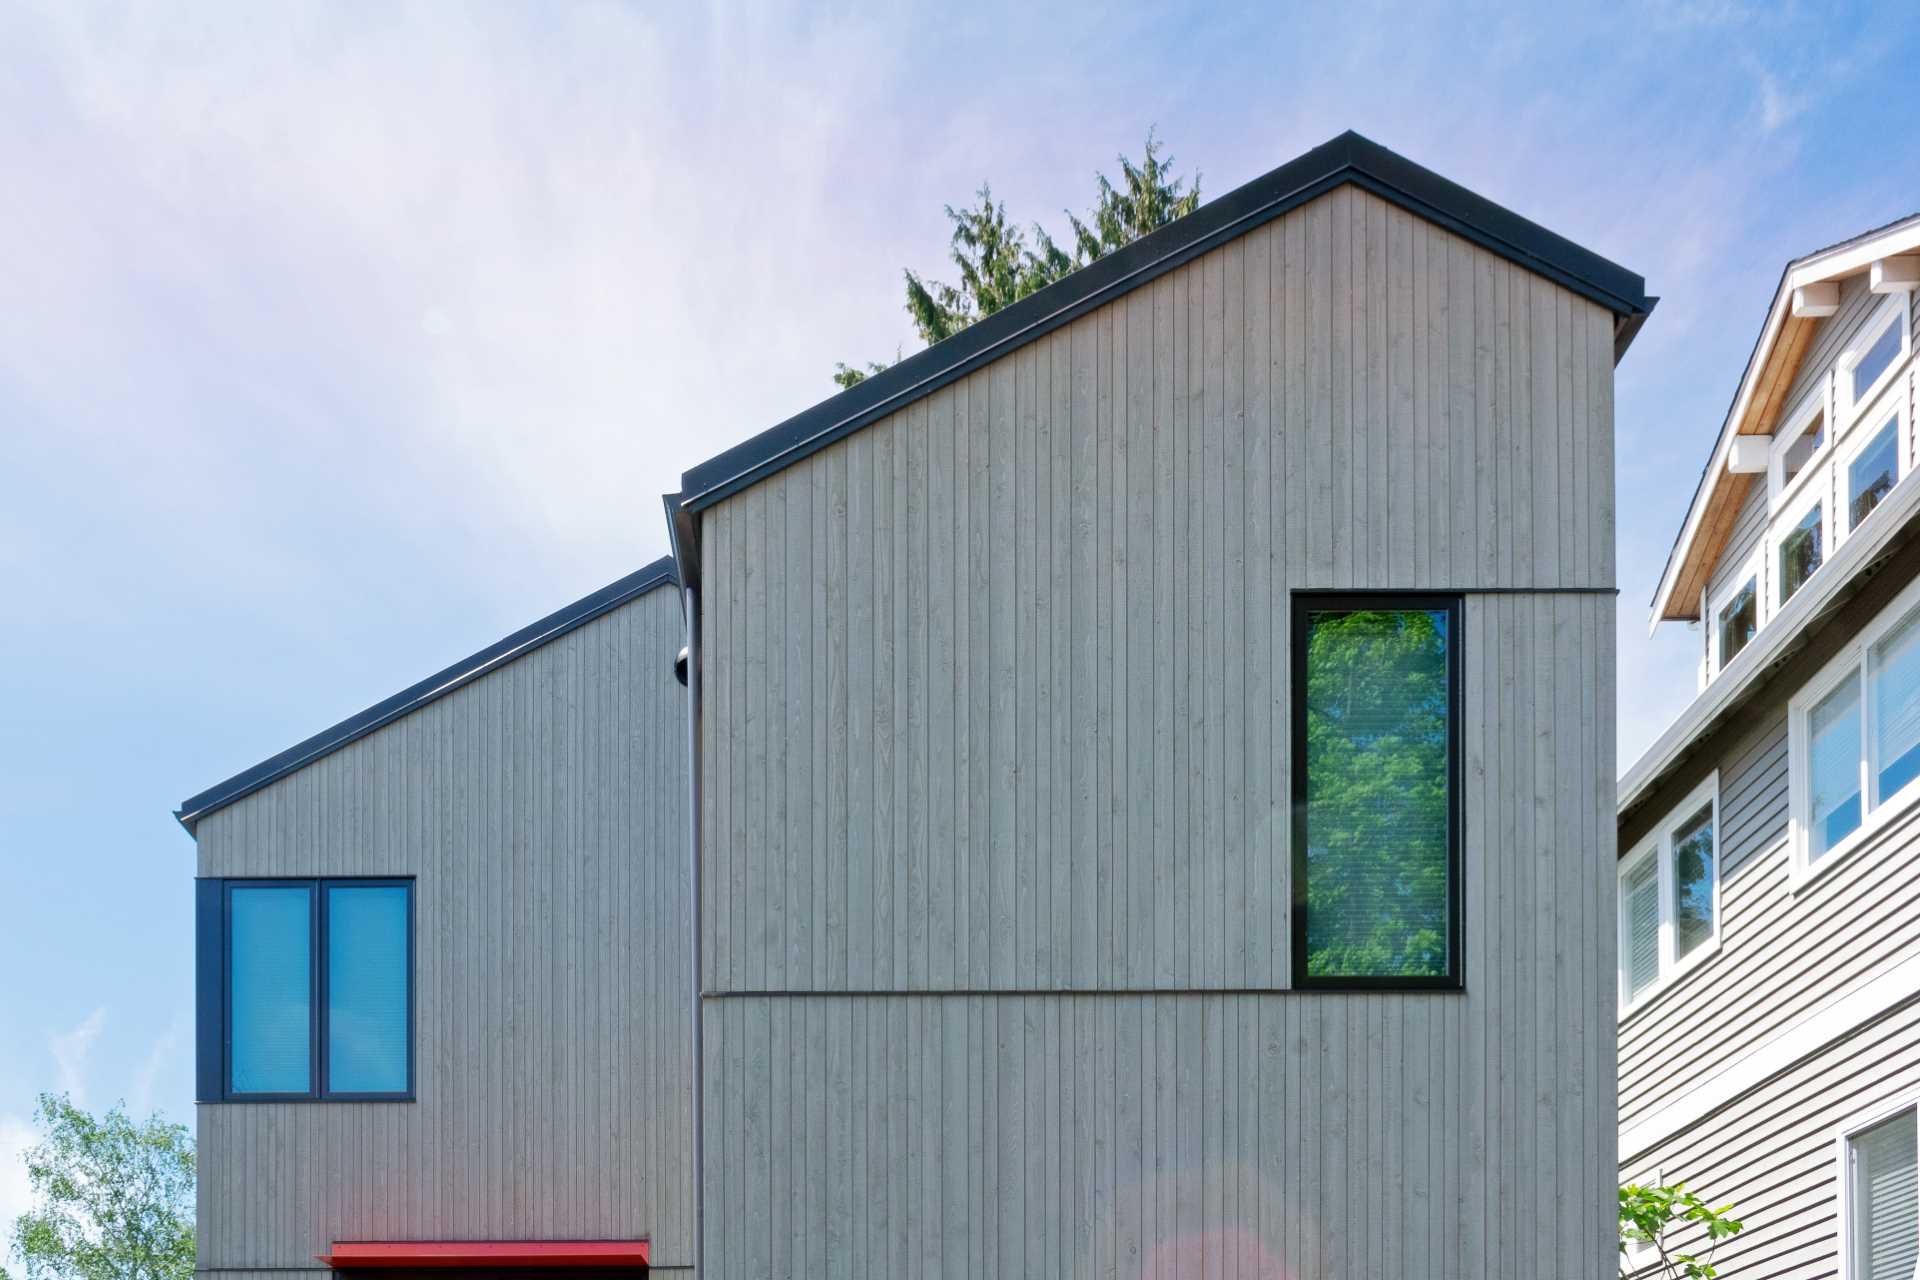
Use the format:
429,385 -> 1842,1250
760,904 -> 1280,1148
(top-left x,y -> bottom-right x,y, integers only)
315,1242 -> 649,1270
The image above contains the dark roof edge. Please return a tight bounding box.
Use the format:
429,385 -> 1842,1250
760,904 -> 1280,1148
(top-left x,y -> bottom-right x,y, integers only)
175,556 -> 679,833
678,130 -> 1651,514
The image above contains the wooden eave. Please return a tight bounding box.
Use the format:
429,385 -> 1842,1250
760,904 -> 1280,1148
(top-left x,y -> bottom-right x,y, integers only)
1650,213 -> 1920,627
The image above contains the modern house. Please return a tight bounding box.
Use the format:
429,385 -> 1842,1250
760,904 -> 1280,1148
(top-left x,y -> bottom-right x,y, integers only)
180,131 -> 1652,1279
1618,215 -> 1920,1278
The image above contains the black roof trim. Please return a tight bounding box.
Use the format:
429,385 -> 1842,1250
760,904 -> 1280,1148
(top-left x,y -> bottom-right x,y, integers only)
175,556 -> 679,832
678,130 -> 1651,514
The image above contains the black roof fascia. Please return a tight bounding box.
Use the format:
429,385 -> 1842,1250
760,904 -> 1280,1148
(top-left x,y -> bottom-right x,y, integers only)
175,556 -> 679,832
677,130 -> 1651,515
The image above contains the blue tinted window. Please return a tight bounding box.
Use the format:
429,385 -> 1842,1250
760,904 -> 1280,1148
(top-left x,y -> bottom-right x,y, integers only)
1853,317 -> 1902,405
229,886 -> 312,1094
326,886 -> 411,1094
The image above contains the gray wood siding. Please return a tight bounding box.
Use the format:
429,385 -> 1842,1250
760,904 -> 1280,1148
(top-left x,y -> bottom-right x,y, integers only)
194,584 -> 693,1274
1621,998 -> 1920,1279
698,185 -> 1618,995
696,184 -> 1620,1277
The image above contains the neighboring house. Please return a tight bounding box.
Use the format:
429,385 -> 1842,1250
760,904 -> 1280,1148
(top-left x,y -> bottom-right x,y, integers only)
181,131 -> 1652,1280
1619,216 -> 1920,1278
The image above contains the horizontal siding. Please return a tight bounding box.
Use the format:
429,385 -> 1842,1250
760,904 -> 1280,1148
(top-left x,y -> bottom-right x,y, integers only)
195,586 -> 693,1272
1622,996 -> 1920,1279
1620,704 -> 1920,1130
1782,270 -> 1877,421
697,184 -> 1619,997
698,584 -> 1619,1277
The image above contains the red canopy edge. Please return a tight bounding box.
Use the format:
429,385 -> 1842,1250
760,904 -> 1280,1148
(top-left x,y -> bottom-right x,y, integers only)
315,1241 -> 650,1269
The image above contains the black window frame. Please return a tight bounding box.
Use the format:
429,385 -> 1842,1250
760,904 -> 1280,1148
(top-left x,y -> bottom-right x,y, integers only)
1290,592 -> 1464,992
197,876 -> 416,1103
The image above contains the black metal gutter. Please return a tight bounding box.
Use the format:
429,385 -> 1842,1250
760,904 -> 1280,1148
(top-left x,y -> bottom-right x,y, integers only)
676,129 -> 1653,516
174,556 -> 679,832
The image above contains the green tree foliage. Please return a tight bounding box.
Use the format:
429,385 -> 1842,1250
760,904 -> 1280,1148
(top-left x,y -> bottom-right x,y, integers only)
1618,1182 -> 1744,1279
834,130 -> 1200,389
3,1094 -> 193,1280
1301,608 -> 1449,977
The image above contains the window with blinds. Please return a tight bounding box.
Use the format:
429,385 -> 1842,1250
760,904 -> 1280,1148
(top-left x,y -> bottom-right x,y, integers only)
1791,584 -> 1920,882
1617,775 -> 1721,1012
1849,1106 -> 1917,1280
1621,855 -> 1660,1002
1292,595 -> 1460,989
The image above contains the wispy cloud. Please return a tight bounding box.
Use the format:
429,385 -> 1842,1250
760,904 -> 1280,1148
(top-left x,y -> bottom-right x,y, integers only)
129,1015 -> 186,1120
48,1008 -> 106,1104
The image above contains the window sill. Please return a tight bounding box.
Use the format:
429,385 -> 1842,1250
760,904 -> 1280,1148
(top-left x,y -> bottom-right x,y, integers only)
1619,937 -> 1723,1025
1791,771 -> 1920,895
203,1093 -> 416,1105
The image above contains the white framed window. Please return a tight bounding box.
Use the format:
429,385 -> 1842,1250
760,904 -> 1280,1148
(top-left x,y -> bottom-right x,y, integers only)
1773,460 -> 1830,611
1708,544 -> 1762,681
1618,772 -> 1721,1013
1789,574 -> 1920,886
1771,384 -> 1831,510
1839,401 -> 1906,544
1834,1094 -> 1918,1280
1840,295 -> 1911,426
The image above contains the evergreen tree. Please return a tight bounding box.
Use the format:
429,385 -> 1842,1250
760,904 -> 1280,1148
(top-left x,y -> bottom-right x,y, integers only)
834,130 -> 1199,389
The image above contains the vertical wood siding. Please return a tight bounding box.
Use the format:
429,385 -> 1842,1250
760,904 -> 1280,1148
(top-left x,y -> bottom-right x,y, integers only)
194,585 -> 693,1274
698,186 -> 1619,1277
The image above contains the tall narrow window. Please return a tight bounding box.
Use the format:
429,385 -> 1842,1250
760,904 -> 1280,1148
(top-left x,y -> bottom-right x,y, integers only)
326,885 -> 412,1095
204,878 -> 414,1101
1808,670 -> 1864,863
1850,418 -> 1900,531
1848,1107 -> 1917,1280
1875,607 -> 1920,804
1292,595 -> 1460,988
1670,805 -> 1716,961
1620,855 -> 1660,1002
1717,579 -> 1757,670
228,885 -> 313,1095
1780,502 -> 1824,606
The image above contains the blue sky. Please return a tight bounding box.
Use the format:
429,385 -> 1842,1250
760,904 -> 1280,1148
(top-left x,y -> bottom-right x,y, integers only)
3,0 -> 1917,1228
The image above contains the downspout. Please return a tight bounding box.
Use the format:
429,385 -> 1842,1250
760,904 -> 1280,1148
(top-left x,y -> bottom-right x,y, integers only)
663,493 -> 703,1278
682,578 -> 703,1279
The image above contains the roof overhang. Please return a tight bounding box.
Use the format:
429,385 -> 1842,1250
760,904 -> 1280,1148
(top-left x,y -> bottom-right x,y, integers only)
315,1242 -> 649,1270
672,129 -> 1652,528
1647,213 -> 1920,631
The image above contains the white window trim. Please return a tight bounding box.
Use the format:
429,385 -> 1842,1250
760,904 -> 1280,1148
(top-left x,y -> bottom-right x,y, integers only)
1836,398 -> 1909,548
1771,381 -> 1833,510
1618,771 -> 1722,1016
1831,1089 -> 1920,1280
1789,571 -> 1920,890
1839,293 -> 1912,428
1708,544 -> 1764,682
1771,456 -> 1833,612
